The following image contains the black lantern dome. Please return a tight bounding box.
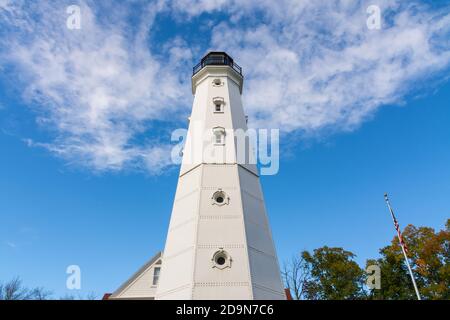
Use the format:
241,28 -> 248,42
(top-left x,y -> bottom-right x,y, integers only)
193,52 -> 242,76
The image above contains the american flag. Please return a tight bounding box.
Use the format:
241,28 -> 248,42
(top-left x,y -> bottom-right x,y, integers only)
393,213 -> 409,254
384,193 -> 421,300
384,193 -> 409,254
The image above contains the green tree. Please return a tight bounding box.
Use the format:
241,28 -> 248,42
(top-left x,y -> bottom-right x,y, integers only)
367,219 -> 449,300
301,246 -> 366,300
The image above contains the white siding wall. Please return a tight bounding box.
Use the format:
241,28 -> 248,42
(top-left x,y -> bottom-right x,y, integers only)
111,259 -> 161,299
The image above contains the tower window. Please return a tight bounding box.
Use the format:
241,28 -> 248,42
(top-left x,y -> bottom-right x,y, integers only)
212,190 -> 229,206
212,78 -> 223,86
213,127 -> 225,145
152,267 -> 161,286
212,97 -> 224,113
216,256 -> 226,265
212,250 -> 232,270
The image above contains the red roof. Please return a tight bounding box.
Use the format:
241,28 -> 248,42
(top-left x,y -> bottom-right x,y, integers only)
102,293 -> 112,300
284,288 -> 293,300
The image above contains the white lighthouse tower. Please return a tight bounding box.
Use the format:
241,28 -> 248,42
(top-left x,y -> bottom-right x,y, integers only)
155,52 -> 285,300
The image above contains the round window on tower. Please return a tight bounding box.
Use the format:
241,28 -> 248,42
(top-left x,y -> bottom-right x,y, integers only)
216,195 -> 224,204
216,256 -> 226,265
212,249 -> 231,270
212,78 -> 223,87
212,190 -> 229,206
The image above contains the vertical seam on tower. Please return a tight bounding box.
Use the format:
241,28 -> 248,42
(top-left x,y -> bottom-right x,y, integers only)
189,77 -> 210,298
259,182 -> 286,299
190,163 -> 204,299
235,165 -> 254,299
188,80 -> 207,298
191,110 -> 204,300
227,76 -> 254,299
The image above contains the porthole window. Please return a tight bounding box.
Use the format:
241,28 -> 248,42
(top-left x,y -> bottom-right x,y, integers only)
216,256 -> 226,265
216,195 -> 224,204
212,97 -> 224,113
212,189 -> 229,206
212,78 -> 223,87
212,127 -> 225,145
212,249 -> 232,270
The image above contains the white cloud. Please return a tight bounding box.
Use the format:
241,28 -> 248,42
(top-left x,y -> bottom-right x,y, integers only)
203,0 -> 450,134
1,1 -> 450,174
170,0 -> 228,17
0,0 -> 11,10
0,0 -> 192,174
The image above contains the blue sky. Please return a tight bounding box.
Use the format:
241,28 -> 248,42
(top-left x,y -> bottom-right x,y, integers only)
1,0 -> 450,298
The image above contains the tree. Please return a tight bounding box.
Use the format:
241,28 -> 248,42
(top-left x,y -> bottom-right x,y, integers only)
282,255 -> 312,300
59,292 -> 97,300
301,246 -> 366,300
0,277 -> 98,300
0,277 -> 52,300
367,219 -> 450,300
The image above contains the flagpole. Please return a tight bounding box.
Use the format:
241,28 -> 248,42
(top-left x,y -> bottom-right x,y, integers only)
384,193 -> 421,300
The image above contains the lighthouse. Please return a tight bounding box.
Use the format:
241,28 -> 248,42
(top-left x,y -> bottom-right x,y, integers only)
155,52 -> 285,300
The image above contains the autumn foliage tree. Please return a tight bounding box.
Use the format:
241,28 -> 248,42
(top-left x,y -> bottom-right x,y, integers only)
367,219 -> 449,300
284,220 -> 449,300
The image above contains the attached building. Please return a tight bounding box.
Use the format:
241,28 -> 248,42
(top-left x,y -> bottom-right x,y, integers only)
107,252 -> 162,300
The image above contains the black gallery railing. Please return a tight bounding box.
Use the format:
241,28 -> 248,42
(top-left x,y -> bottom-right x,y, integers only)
193,53 -> 242,76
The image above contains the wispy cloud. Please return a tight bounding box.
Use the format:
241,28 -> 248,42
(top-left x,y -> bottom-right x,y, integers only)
203,0 -> 450,133
1,1 -> 449,174
5,241 -> 17,248
0,0 -> 192,174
